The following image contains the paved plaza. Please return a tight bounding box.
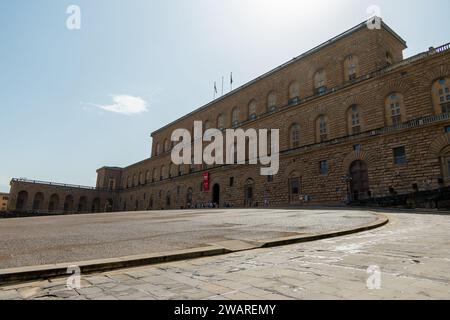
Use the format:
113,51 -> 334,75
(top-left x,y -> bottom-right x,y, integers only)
0,208 -> 377,268
0,210 -> 449,300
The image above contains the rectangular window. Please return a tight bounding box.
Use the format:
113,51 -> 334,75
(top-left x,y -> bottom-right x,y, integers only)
267,175 -> 274,183
353,144 -> 361,152
445,126 -> 450,133
229,177 -> 234,187
393,147 -> 407,165
319,161 -> 328,175
442,103 -> 450,114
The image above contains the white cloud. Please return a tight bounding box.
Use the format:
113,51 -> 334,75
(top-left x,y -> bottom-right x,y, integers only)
90,95 -> 148,115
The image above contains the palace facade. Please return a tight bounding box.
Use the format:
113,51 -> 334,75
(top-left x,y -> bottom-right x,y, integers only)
7,19 -> 450,213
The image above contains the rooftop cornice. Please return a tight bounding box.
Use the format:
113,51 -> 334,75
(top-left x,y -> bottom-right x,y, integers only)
151,17 -> 406,137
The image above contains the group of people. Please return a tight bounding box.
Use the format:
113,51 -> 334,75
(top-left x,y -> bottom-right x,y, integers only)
186,202 -> 236,209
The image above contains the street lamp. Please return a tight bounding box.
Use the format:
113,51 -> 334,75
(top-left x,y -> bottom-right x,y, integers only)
341,175 -> 353,205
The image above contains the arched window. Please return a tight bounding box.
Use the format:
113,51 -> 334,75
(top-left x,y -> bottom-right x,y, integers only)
155,143 -> 161,156
288,82 -> 300,104
432,78 -> 450,114
145,170 -> 151,183
139,172 -> 144,185
344,55 -> 359,81
267,91 -> 277,112
347,104 -> 361,135
231,107 -> 239,127
314,69 -> 327,95
289,123 -> 301,148
385,93 -> 405,126
248,100 -> 257,120
152,168 -> 157,182
133,174 -> 137,187
164,139 -> 171,152
316,115 -> 329,142
178,164 -> 184,176
204,120 -> 211,130
217,114 -> 225,130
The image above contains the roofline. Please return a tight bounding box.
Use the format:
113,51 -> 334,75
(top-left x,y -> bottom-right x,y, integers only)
151,18 -> 406,136
96,166 -> 123,172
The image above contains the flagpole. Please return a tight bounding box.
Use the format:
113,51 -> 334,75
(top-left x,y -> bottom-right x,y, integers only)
230,72 -> 233,91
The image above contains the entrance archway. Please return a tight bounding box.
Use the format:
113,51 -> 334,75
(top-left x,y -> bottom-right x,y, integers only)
186,188 -> 193,208
91,198 -> 100,213
212,184 -> 220,206
48,194 -> 59,212
349,160 -> 370,201
288,171 -> 301,204
78,196 -> 87,212
64,195 -> 74,212
105,199 -> 114,212
32,192 -> 44,211
244,179 -> 255,207
16,191 -> 28,212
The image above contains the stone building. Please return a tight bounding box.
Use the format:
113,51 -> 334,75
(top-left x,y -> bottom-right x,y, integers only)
0,193 -> 9,212
7,18 -> 450,213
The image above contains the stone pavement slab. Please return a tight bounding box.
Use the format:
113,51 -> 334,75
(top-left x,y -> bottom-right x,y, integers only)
1,210 -> 449,300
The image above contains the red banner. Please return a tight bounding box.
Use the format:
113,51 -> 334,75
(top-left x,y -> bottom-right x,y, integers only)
203,172 -> 210,192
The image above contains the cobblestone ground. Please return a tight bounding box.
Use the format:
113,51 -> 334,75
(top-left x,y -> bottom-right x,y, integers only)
1,211 -> 449,300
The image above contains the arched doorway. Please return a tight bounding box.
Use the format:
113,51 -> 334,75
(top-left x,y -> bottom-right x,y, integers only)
212,184 -> 220,206
91,198 -> 100,213
32,192 -> 44,211
105,199 -> 114,212
349,160 -> 370,201
16,191 -> 28,212
48,194 -> 59,212
439,145 -> 450,185
166,192 -> 171,209
186,188 -> 193,208
288,171 -> 301,204
78,196 -> 87,212
244,179 -> 255,207
148,196 -> 154,210
64,195 -> 74,212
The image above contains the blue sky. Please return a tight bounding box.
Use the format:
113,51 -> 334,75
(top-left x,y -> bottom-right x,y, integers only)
0,0 -> 449,192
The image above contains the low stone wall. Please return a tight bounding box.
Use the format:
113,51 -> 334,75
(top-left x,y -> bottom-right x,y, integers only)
353,187 -> 450,210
